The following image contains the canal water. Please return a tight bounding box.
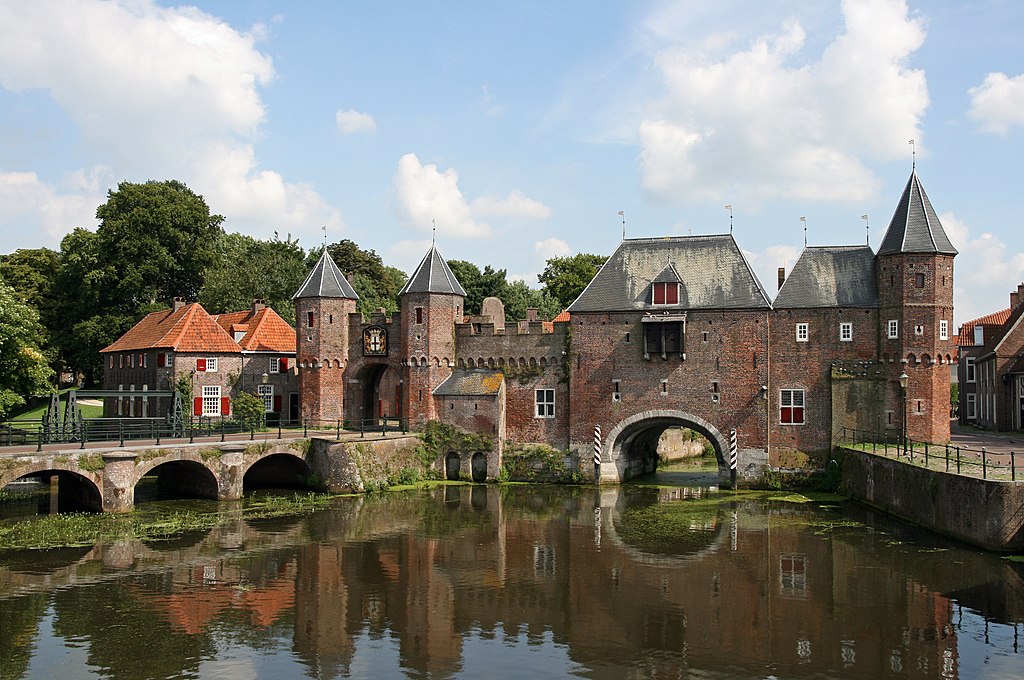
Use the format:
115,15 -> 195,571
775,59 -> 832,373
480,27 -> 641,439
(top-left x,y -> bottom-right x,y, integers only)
1,478 -> 1023,679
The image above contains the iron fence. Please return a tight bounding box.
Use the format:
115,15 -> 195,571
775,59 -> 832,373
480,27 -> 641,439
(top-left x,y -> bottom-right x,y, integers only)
838,427 -> 1019,481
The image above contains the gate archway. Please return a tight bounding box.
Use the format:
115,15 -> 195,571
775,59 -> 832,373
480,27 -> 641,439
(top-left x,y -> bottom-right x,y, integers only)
603,410 -> 730,483
352,363 -> 401,424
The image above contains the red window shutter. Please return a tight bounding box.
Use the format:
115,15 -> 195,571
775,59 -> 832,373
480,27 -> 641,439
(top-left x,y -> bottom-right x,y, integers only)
157,353 -> 165,368
653,283 -> 665,305
280,357 -> 288,371
793,407 -> 804,424
193,397 -> 202,415
221,396 -> 231,415
273,395 -> 282,412
666,284 -> 678,305
781,407 -> 792,424
196,358 -> 206,372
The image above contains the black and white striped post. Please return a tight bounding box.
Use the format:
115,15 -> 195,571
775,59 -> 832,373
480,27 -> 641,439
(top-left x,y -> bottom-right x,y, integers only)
729,428 -> 738,488
593,424 -> 602,484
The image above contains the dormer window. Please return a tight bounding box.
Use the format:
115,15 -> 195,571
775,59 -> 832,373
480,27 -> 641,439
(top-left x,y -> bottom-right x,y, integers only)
652,282 -> 679,305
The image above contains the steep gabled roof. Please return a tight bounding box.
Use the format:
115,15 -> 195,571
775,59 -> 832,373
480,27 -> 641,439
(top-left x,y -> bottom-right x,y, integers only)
774,246 -> 878,308
433,369 -> 504,396
293,251 -> 359,300
213,306 -> 296,353
568,234 -> 771,312
877,171 -> 958,256
101,303 -> 240,353
956,308 -> 1011,347
399,244 -> 466,296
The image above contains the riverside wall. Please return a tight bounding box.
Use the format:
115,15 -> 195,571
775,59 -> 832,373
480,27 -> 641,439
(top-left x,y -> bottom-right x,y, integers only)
840,448 -> 1024,551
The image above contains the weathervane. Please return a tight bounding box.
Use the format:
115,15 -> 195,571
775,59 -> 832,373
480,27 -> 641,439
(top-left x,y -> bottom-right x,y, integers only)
861,214 -> 869,246
322,225 -> 327,248
909,138 -> 916,170
725,204 -> 733,234
800,216 -> 807,247
432,218 -> 436,245
618,210 -> 625,240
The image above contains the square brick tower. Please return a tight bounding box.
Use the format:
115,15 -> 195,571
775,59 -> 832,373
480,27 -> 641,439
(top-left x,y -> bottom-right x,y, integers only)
398,244 -> 465,424
293,251 -> 359,425
876,170 -> 957,443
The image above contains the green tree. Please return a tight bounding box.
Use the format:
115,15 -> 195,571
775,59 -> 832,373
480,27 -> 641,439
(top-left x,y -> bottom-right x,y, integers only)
447,260 -> 508,315
538,253 -> 606,310
233,391 -> 266,429
200,232 -> 308,325
0,280 -> 54,418
0,247 -> 61,368
309,240 -> 406,316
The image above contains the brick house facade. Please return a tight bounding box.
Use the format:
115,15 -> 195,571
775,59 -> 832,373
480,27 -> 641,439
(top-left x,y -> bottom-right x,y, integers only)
296,171 -> 958,482
101,299 -> 297,421
959,284 -> 1024,431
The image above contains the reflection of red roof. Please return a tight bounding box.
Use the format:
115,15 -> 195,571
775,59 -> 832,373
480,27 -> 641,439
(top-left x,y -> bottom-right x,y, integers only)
552,310 -> 570,323
214,306 -> 295,353
101,303 -> 239,353
956,308 -> 1010,347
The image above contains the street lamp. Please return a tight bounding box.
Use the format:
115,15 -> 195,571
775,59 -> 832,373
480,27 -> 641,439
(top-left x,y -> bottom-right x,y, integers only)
898,371 -> 909,456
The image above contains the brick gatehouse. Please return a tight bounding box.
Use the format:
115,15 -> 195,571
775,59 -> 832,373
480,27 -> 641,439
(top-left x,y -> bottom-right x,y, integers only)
295,170 -> 956,483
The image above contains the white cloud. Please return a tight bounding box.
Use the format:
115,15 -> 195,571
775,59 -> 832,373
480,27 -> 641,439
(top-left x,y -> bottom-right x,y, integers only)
335,108 -> 377,135
940,212 -> 1024,326
0,169 -> 108,244
472,190 -> 552,219
743,244 -> 802,297
0,0 -> 340,246
639,0 -> 927,204
968,72 -> 1024,135
534,237 -> 571,260
393,154 -> 550,239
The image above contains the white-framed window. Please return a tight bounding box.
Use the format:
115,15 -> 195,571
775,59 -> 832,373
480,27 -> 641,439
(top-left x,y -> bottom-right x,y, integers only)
888,320 -> 899,339
196,357 -> 218,372
257,384 -> 274,413
839,322 -> 853,342
270,357 -> 280,373
202,386 -> 221,416
651,282 -> 679,305
796,323 -> 809,342
965,356 -> 976,383
780,388 -> 805,425
939,320 -> 948,340
535,388 -> 555,418
966,393 -> 976,419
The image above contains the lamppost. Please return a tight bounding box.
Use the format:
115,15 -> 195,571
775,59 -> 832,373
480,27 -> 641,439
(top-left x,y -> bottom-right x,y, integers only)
899,371 -> 909,456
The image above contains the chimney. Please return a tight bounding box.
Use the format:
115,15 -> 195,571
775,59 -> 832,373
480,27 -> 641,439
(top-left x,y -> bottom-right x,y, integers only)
777,267 -> 786,291
1012,283 -> 1024,310
172,297 -> 186,311
251,298 -> 266,314
526,308 -> 539,322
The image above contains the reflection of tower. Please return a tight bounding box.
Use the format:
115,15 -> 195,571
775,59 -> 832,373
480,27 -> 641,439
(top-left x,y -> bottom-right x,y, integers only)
293,543 -> 352,677
294,251 -> 359,424
876,170 -> 957,443
399,244 -> 465,423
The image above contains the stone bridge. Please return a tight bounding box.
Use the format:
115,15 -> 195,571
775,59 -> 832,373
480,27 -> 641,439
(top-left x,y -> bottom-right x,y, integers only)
0,435 -> 421,513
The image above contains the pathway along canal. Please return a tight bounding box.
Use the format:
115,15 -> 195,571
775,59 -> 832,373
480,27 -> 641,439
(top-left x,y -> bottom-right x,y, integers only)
1,478 -> 1023,678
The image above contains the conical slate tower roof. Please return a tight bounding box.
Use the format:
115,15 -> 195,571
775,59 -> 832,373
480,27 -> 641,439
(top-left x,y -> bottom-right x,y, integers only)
399,244 -> 466,296
293,250 -> 360,299
877,171 -> 957,256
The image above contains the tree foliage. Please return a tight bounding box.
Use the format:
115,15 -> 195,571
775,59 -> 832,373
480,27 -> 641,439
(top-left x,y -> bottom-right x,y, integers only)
0,281 -> 53,417
447,260 -> 509,316
538,253 -> 606,310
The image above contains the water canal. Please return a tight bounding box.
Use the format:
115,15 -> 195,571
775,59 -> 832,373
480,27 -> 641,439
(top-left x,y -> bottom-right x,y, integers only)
1,469 -> 1023,679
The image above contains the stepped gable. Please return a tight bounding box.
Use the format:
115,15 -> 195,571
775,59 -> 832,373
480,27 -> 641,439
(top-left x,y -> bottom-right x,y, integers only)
399,244 -> 466,296
774,246 -> 878,308
877,171 -> 958,255
101,302 -> 239,353
568,234 -> 771,312
433,369 -> 504,396
213,307 -> 295,353
293,250 -> 359,299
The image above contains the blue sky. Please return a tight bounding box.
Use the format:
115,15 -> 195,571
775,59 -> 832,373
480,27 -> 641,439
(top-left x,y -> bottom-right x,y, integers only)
0,0 -> 1021,324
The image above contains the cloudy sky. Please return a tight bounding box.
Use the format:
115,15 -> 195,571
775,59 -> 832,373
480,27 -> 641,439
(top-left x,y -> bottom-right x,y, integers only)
0,0 -> 1021,324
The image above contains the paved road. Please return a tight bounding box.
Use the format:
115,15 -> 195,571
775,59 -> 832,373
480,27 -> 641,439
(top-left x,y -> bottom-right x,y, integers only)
950,422 -> 1023,456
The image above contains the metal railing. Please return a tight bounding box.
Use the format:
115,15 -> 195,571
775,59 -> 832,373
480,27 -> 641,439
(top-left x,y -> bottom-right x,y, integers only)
0,415 -> 410,451
838,427 -> 1019,481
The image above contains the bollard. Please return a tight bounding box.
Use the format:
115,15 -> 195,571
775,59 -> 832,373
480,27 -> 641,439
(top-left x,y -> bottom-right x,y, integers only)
278,421 -> 282,440
924,442 -> 929,468
303,420 -> 308,438
119,420 -> 124,447
982,447 -> 987,479
945,444 -> 949,472
337,419 -> 341,440
1013,451 -> 1017,481
221,419 -> 225,442
382,419 -> 387,436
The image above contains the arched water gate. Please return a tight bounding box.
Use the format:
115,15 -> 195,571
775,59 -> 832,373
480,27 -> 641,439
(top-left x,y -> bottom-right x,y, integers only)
602,409 -> 730,484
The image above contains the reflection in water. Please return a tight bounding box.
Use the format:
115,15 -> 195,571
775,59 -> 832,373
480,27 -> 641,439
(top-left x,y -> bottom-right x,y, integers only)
1,484 -> 1023,679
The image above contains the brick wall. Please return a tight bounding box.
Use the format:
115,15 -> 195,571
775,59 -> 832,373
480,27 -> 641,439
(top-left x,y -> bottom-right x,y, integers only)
296,296 -> 356,424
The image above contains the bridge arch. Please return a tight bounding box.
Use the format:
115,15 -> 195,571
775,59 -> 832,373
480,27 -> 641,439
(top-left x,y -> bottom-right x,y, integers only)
0,464 -> 103,512
135,457 -> 220,502
241,451 -> 313,491
603,410 -> 730,483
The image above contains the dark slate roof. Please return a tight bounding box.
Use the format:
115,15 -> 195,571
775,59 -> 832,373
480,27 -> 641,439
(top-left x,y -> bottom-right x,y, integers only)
877,171 -> 958,256
652,263 -> 683,284
433,369 -> 504,396
567,234 -> 771,312
399,244 -> 467,296
293,251 -> 359,300
774,246 -> 878,308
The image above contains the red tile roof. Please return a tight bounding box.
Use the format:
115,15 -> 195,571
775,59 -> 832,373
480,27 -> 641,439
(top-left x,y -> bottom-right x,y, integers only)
101,303 -> 240,353
956,308 -> 1011,347
213,306 -> 295,353
552,310 -> 570,323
